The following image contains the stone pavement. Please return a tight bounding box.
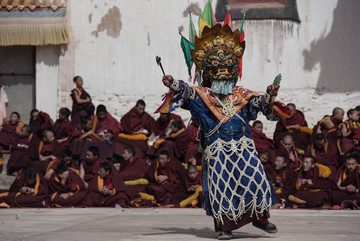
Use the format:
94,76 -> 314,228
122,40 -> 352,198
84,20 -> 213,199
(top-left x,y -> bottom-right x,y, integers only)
0,208 -> 359,241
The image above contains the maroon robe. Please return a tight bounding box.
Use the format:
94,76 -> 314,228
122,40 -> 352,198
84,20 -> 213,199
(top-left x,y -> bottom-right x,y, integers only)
147,128 -> 191,161
274,110 -> 310,150
49,170 -> 86,207
251,126 -> 276,163
7,133 -> 40,175
311,115 -> 342,145
70,87 -> 95,129
155,113 -> 185,136
305,140 -> 339,176
146,158 -> 187,205
29,112 -> 53,139
4,170 -> 49,207
115,107 -> 157,154
184,172 -> 203,207
120,157 -> 150,200
52,119 -> 74,149
91,112 -> 121,138
82,158 -> 107,183
276,141 -> 304,171
82,165 -> 130,207
0,121 -> 24,148
28,140 -> 61,174
331,165 -> 360,205
185,122 -> 202,165
46,159 -> 79,175
340,120 -> 360,154
288,166 -> 331,207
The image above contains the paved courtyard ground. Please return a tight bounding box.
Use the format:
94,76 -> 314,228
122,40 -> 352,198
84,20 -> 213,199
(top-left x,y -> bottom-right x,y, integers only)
0,208 -> 359,241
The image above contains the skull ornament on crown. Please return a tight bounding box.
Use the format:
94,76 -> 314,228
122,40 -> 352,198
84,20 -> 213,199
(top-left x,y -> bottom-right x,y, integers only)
191,24 -> 245,95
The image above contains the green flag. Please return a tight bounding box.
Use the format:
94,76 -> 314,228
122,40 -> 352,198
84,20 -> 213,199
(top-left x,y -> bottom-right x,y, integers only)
180,36 -> 195,76
199,0 -> 215,28
189,13 -> 196,44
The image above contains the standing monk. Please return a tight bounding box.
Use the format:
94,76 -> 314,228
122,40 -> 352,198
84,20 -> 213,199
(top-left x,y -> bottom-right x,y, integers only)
157,22 -> 290,238
70,76 -> 95,129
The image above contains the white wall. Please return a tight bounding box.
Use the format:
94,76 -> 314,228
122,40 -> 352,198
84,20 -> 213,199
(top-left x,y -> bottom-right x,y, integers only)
36,0 -> 360,135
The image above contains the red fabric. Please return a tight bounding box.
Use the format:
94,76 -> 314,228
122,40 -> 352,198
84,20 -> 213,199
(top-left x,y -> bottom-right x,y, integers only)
0,121 -> 23,147
185,122 -> 202,164
120,157 -> 149,181
276,141 -> 304,171
70,87 -> 94,128
186,172 -> 201,190
305,141 -> 339,169
91,112 -> 121,136
121,107 -> 157,134
6,170 -> 49,207
155,113 -> 184,136
83,164 -> 130,207
331,165 -> 360,205
53,119 -> 73,140
82,158 -> 107,183
274,110 -> 309,150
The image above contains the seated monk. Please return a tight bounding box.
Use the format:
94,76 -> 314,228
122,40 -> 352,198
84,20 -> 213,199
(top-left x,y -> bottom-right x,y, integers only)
120,146 -> 150,200
0,112 -> 24,150
115,99 -> 157,156
251,120 -> 276,164
179,165 -> 203,208
148,120 -> 191,162
52,107 -> 74,150
340,109 -> 360,154
330,155 -> 360,206
287,156 -> 331,208
274,103 -> 311,150
7,125 -> 40,176
28,109 -> 53,139
306,133 -> 339,177
271,155 -> 295,204
69,116 -> 114,160
49,163 -> 87,207
70,75 -> 95,129
311,107 -> 344,145
28,129 -> 61,174
184,119 -> 202,166
91,104 -> 121,141
276,135 -> 304,171
146,150 -> 187,206
3,168 -> 49,207
79,146 -> 107,183
155,112 -> 185,137
44,149 -> 79,181
82,161 -> 130,207
259,151 -> 274,181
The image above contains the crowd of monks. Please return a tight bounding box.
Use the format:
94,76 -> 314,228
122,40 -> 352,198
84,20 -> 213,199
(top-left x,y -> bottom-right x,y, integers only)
0,76 -> 359,209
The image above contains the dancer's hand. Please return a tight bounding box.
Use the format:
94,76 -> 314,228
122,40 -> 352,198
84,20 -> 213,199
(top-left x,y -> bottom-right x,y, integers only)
162,75 -> 173,87
267,84 -> 280,96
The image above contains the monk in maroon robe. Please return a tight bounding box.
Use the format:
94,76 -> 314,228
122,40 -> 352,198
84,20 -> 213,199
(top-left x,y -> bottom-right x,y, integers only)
251,120 -> 276,163
70,76 -> 95,129
29,109 -> 53,139
154,112 -> 185,137
49,163 -> 86,207
306,133 -> 339,178
184,119 -> 202,165
259,151 -> 274,181
3,168 -> 49,207
147,120 -> 191,161
82,161 -> 130,207
331,155 -> 360,206
120,146 -> 150,200
276,135 -> 304,171
311,107 -> 344,145
115,100 -> 157,156
7,125 -> 40,176
52,107 -> 74,150
146,151 -> 187,205
91,104 -> 121,140
274,103 -> 310,150
0,112 -> 24,150
70,116 -> 114,160
44,149 -> 79,180
271,155 -> 293,203
28,129 -> 61,174
180,165 -> 203,207
79,146 -> 107,183
287,156 -> 331,208
340,109 -> 360,154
